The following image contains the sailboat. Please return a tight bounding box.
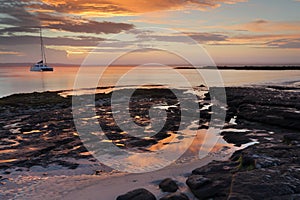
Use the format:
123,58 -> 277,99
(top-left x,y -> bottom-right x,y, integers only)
30,28 -> 53,72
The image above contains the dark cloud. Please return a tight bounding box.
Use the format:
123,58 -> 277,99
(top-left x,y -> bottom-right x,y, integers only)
0,35 -> 105,46
0,1 -> 40,29
0,0 -> 135,36
136,32 -> 228,44
266,38 -> 300,49
184,32 -> 228,42
47,20 -> 134,34
253,19 -> 269,24
0,27 -> 39,35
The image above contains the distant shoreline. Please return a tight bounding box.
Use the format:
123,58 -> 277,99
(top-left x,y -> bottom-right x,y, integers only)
175,66 -> 300,70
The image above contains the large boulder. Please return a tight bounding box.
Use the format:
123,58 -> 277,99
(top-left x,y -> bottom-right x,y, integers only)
159,178 -> 178,193
186,173 -> 232,199
116,188 -> 156,200
185,175 -> 211,190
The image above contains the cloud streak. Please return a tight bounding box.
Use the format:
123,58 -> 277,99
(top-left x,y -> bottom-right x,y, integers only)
0,35 -> 106,46
266,38 -> 300,49
35,0 -> 247,15
135,32 -> 228,44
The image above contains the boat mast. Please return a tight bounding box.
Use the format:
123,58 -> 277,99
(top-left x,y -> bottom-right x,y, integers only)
40,27 -> 47,65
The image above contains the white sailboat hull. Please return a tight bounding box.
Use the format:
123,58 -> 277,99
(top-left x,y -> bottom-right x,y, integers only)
30,63 -> 53,72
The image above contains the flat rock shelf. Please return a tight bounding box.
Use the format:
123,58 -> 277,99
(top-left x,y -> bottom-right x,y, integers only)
0,85 -> 299,200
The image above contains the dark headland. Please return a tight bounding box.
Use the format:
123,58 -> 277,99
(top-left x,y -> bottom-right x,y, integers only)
175,66 -> 300,70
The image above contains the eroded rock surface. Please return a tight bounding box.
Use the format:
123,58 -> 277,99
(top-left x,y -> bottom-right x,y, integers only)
187,87 -> 300,199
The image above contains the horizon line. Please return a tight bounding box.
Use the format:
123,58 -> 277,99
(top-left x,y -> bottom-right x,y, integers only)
1,62 -> 300,67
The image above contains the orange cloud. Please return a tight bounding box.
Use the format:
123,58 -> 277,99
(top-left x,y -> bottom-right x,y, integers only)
0,51 -> 21,55
38,0 -> 247,16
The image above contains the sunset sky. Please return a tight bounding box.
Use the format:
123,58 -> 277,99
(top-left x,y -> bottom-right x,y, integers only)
0,0 -> 300,65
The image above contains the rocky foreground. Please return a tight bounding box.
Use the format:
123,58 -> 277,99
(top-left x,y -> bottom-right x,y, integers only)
0,87 -> 211,171
184,87 -> 300,200
117,86 -> 300,200
0,86 -> 300,199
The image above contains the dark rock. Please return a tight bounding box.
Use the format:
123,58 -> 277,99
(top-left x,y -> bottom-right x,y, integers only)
228,193 -> 254,200
187,164 -> 233,199
186,175 -> 211,190
283,133 -> 300,145
126,139 -> 157,148
192,161 -> 235,175
253,155 -> 281,169
186,87 -> 300,199
203,92 -> 210,98
94,170 -> 103,175
270,194 -> 300,200
237,104 -> 300,130
198,124 -> 209,129
3,171 -> 11,175
116,188 -> 156,200
159,178 -> 178,193
230,170 -> 297,199
160,193 -> 189,200
237,155 -> 256,170
187,178 -> 231,200
221,131 -> 252,147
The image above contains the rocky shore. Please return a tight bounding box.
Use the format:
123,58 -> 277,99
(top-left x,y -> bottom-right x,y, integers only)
116,86 -> 300,200
0,87 -> 208,171
184,87 -> 300,199
0,85 -> 299,199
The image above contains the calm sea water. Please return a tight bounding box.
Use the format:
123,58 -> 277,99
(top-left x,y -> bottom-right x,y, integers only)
0,66 -> 300,98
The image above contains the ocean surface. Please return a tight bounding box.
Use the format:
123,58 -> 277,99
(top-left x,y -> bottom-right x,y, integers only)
0,66 -> 300,98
